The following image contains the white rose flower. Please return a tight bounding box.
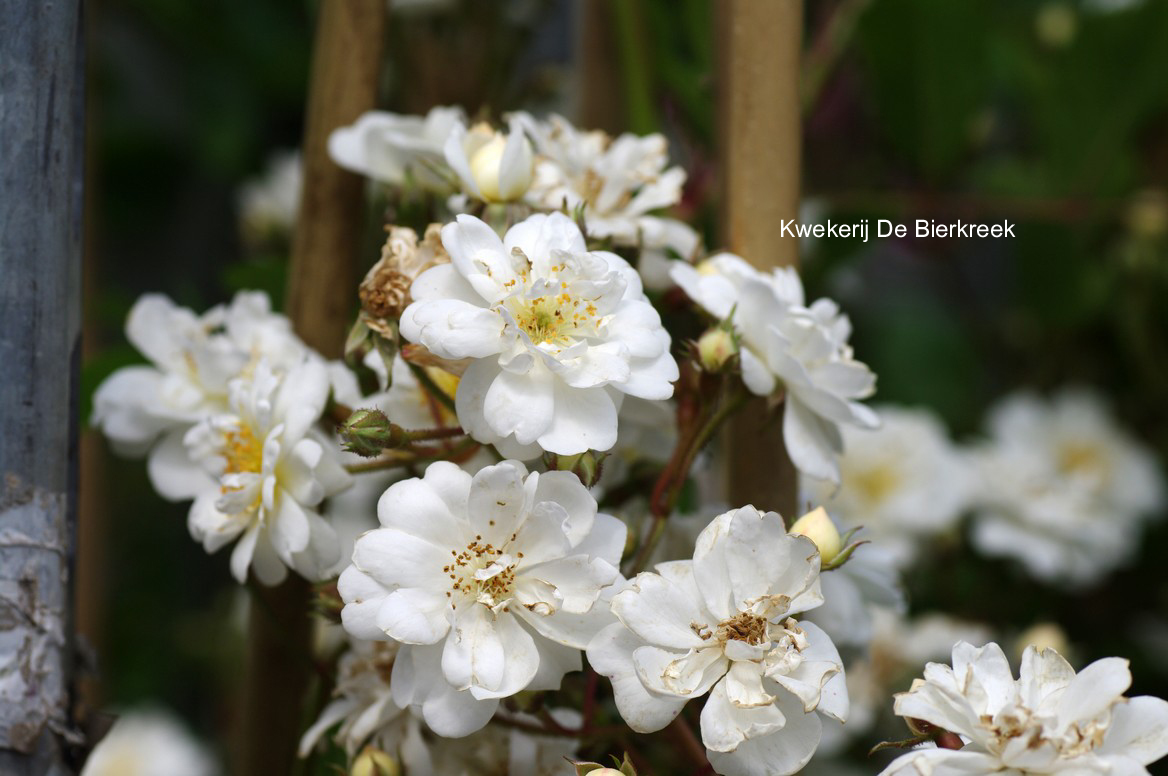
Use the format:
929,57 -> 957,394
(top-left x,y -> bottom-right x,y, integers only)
328,105 -> 466,192
153,358 -> 351,585
237,150 -> 301,242
587,505 -> 848,776
338,459 -> 626,737
803,406 -> 974,567
400,212 -> 678,457
880,641 -> 1168,776
970,389 -> 1166,586
516,113 -> 687,246
92,291 -> 307,496
299,638 -> 432,772
670,253 -> 878,484
82,709 -> 219,776
444,118 -> 534,204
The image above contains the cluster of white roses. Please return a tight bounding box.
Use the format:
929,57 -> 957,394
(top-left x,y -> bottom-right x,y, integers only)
803,391 -> 1165,589
91,104 -> 1168,776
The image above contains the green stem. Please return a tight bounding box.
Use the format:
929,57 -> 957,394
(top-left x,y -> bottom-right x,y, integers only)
610,0 -> 657,134
407,361 -> 457,415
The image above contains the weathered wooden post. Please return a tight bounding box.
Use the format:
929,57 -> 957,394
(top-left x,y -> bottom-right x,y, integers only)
236,1 -> 385,774
719,0 -> 803,517
0,3 -> 85,775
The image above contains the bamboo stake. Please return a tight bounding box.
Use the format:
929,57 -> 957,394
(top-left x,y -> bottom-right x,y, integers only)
577,0 -> 624,133
0,1 -> 84,774
719,0 -> 803,518
236,2 -> 385,774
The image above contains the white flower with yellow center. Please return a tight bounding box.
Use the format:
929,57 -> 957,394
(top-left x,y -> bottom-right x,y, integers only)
671,253 -> 878,484
587,506 -> 848,776
970,389 -> 1166,586
400,212 -> 678,457
514,113 -> 696,278
444,118 -> 534,204
338,460 -> 626,737
880,642 -> 1168,776
328,105 -> 466,192
92,291 -> 308,501
803,406 -> 974,568
158,358 -> 351,585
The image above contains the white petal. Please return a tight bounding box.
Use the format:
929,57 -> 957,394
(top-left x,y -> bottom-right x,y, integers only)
377,587 -> 452,645
148,429 -> 212,501
399,298 -> 505,360
351,527 -> 450,589
611,571 -> 711,650
483,365 -> 555,446
466,612 -> 540,700
586,624 -> 688,733
536,383 -> 618,455
1101,697 -> 1168,767
442,604 -> 505,693
338,566 -> 394,641
783,397 -> 843,484
1056,656 -> 1131,731
704,689 -> 823,776
376,465 -> 468,544
700,675 -> 787,753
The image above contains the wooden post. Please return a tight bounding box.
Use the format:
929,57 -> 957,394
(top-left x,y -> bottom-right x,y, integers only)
719,0 -> 803,518
236,2 -> 385,775
577,0 -> 624,133
0,2 -> 85,775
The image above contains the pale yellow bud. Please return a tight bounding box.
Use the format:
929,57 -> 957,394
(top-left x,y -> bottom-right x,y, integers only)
1035,3 -> 1076,49
469,132 -> 533,202
696,327 -> 737,372
788,507 -> 842,564
351,748 -> 399,776
585,770 -> 624,776
1016,622 -> 1071,660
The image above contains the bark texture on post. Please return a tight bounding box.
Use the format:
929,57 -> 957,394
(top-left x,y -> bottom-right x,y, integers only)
0,3 -> 85,775
237,2 -> 385,775
719,0 -> 803,518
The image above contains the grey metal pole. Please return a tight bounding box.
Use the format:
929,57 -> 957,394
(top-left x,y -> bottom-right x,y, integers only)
0,2 -> 85,774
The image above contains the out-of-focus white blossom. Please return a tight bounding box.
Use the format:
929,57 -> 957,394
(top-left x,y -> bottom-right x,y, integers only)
299,639 -> 432,771
969,389 -> 1165,586
803,540 -> 904,651
237,150 -> 301,243
444,118 -> 534,204
880,641 -> 1168,775
400,212 -> 677,457
329,106 -> 465,192
82,709 -> 219,776
588,505 -> 847,776
803,406 -> 973,567
671,253 -> 878,484
155,359 -> 351,585
338,460 -> 625,737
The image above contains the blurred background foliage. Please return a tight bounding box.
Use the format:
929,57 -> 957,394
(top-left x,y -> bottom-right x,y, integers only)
84,0 -> 1168,771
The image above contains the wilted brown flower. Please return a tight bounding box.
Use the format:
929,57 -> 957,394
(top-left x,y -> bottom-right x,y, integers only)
359,223 -> 449,330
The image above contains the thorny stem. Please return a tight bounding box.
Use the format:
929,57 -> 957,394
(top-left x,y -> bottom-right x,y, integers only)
403,425 -> 465,443
344,436 -> 479,473
627,378 -> 749,576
